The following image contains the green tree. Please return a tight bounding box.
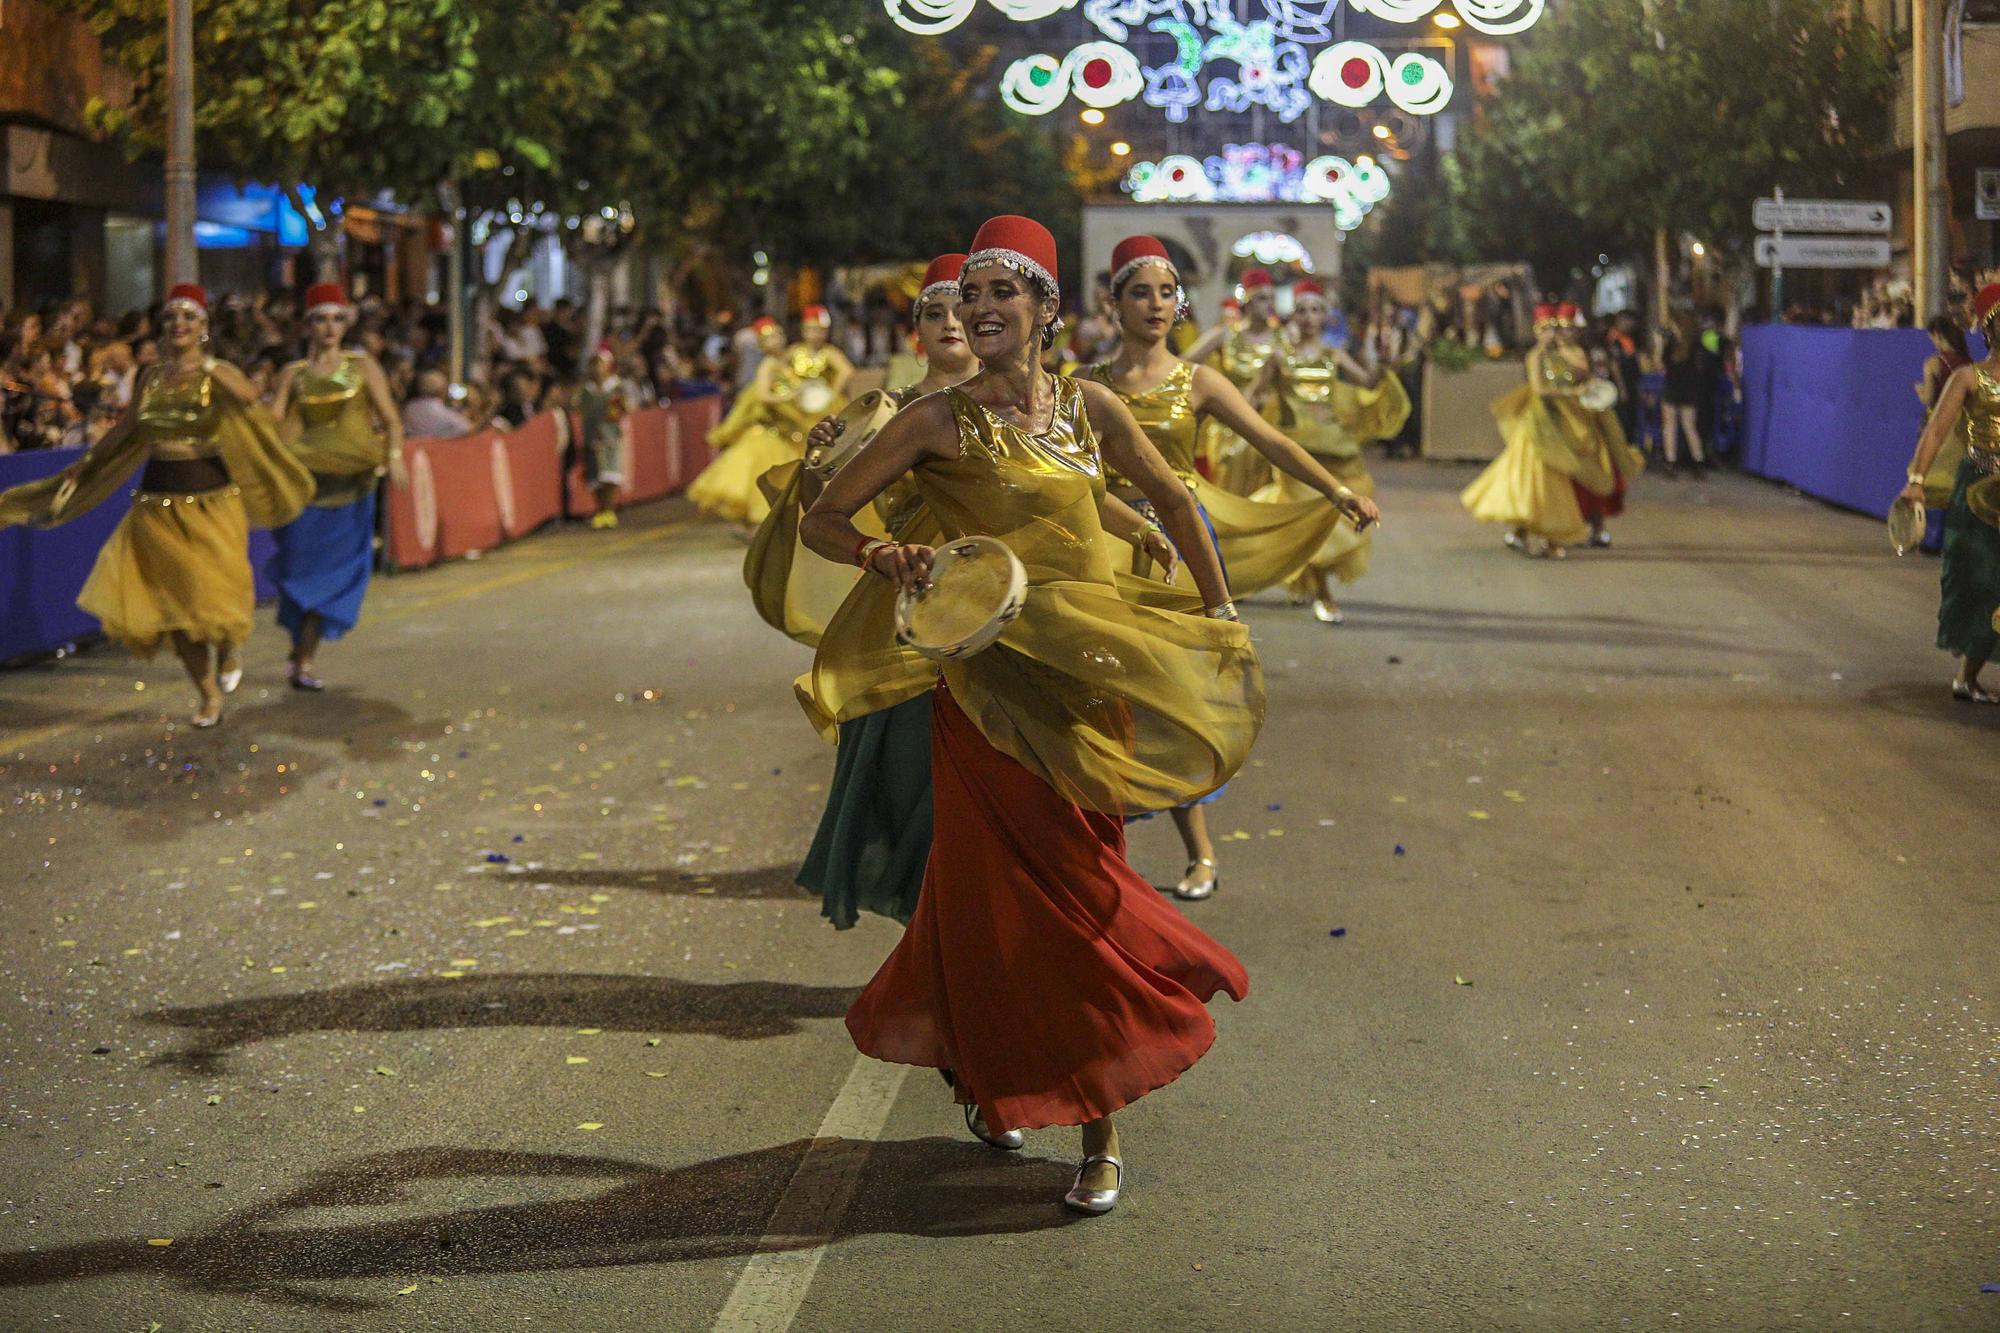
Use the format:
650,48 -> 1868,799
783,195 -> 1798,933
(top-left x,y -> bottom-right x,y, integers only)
1437,0 -> 1894,306
61,0 -> 482,277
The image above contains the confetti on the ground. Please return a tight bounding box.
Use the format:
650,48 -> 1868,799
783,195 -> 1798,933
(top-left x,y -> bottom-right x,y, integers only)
1454,975 -> 1472,986
1467,811 -> 1490,821
577,1122 -> 604,1131
147,1238 -> 173,1247
566,1056 -> 590,1065
1328,928 -> 1346,938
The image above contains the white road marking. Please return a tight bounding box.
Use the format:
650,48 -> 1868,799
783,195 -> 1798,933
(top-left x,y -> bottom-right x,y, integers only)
710,1056 -> 912,1333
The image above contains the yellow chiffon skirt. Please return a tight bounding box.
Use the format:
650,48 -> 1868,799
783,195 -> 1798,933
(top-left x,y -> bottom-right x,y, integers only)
78,487 -> 254,657
1460,386 -> 1590,544
743,462 -> 890,647
1256,457 -> 1373,585
687,423 -> 803,526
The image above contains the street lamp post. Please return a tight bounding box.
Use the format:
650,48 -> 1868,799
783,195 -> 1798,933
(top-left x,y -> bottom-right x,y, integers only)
1912,0 -> 1949,321
163,0 -> 196,288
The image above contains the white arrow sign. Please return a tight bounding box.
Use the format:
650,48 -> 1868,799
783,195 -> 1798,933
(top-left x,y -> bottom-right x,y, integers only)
1753,235 -> 1892,269
1753,198 -> 1891,233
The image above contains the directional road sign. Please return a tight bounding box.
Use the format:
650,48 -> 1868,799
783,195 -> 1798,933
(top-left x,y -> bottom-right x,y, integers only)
1753,235 -> 1891,269
1753,198 -> 1892,234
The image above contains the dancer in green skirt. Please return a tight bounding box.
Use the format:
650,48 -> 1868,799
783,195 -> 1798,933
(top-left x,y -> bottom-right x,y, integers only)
1899,283 -> 2000,703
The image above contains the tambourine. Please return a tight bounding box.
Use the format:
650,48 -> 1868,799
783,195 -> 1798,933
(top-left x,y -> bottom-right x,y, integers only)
894,535 -> 1027,661
1578,379 -> 1618,413
795,378 -> 835,415
805,389 -> 897,482
1886,495 -> 1927,556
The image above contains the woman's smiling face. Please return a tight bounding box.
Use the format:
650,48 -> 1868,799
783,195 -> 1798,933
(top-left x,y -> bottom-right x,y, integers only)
958,265 -> 1054,363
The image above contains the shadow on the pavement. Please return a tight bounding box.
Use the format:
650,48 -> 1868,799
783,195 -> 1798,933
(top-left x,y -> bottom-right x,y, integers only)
513,864 -> 815,902
1859,680 -> 2000,727
0,691 -> 451,839
1323,601 -> 1769,654
0,1138 -> 1077,1311
140,973 -> 860,1072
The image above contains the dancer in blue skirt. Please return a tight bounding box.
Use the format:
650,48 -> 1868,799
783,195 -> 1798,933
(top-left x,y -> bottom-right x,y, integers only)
269,284 -> 405,690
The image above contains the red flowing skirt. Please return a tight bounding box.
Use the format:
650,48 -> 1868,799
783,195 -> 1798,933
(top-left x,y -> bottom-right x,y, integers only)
845,686 -> 1249,1133
1573,473 -> 1627,522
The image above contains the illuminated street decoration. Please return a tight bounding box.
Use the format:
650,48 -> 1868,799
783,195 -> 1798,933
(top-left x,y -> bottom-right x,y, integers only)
1198,19 -> 1313,122
1232,231 -> 1317,269
1000,41 -> 1145,115
1083,1 -> 1338,43
888,0 -> 1496,118
1122,143 -> 1393,230
1346,0 -> 1544,36
884,0 -> 1076,34
1309,42 -> 1453,115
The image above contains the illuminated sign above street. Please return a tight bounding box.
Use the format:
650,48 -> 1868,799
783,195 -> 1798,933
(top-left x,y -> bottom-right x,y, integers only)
1122,144 -> 1393,230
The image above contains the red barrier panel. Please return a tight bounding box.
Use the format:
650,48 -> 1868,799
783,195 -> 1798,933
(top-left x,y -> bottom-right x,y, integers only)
391,399 -> 728,556
501,413 -> 563,538
627,409 -> 671,502
672,396 -> 720,485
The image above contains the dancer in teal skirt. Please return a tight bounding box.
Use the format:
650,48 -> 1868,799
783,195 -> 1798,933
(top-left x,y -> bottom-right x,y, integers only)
1899,282 -> 2000,703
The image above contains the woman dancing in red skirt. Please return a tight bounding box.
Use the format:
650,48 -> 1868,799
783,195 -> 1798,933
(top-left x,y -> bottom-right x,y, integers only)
801,216 -> 1262,1214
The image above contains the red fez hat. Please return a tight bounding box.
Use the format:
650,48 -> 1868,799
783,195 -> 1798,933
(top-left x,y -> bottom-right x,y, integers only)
165,283 -> 208,312
1238,268 -> 1274,292
1220,296 -> 1242,313
1975,283 -> 2000,329
752,316 -> 780,333
305,282 -> 349,315
1555,301 -> 1581,324
915,253 -> 967,314
1533,303 -> 1561,329
802,304 -> 831,326
965,215 -> 1059,296
1291,278 -> 1326,300
1110,235 -> 1177,292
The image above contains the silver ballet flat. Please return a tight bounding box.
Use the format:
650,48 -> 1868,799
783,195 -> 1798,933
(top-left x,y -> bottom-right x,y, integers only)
1311,598 -> 1345,625
1951,677 -> 2000,705
1063,1153 -> 1123,1215
218,664 -> 243,694
964,1102 -> 1023,1151
1174,857 -> 1218,901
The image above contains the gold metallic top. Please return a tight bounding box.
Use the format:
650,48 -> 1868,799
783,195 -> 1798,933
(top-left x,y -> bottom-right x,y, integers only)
287,352 -> 384,483
1215,327 -> 1278,390
782,345 -> 841,388
1533,348 -> 1586,395
134,363 -> 225,460
939,377 -> 1103,499
1964,367 -> 2000,462
1089,361 -> 1198,485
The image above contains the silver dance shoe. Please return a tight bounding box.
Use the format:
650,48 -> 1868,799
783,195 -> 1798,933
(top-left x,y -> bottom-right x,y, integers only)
1174,857 -> 1218,901
1063,1153 -> 1123,1215
964,1102 -> 1023,1151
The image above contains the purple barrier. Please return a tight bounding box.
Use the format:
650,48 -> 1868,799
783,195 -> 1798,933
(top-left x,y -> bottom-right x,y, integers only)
1,446 -> 278,664
1738,324 -> 1985,521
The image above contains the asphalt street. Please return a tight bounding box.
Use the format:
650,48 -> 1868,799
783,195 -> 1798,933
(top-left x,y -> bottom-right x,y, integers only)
1,460 -> 1995,1332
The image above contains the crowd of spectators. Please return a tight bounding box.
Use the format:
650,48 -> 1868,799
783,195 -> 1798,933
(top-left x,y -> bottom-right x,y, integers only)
0,291 -> 751,454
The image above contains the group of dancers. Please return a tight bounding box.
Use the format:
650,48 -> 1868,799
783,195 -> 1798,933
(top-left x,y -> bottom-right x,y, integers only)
5,244 -> 1991,1222
0,283 -> 398,723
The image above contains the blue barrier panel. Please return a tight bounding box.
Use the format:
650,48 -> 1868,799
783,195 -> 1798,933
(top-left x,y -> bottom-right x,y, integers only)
1739,324 -> 1988,521
1739,325 -> 1934,520
1,447 -> 279,664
